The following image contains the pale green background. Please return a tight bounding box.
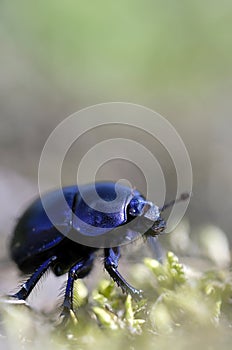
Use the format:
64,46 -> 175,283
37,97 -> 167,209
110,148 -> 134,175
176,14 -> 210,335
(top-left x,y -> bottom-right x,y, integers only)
0,1 -> 232,267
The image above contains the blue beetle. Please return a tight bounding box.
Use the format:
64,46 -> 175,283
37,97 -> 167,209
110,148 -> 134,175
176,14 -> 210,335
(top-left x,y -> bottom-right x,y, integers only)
9,182 -> 187,319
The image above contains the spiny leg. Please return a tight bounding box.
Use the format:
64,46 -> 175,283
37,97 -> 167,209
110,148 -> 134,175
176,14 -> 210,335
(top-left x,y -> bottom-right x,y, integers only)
104,247 -> 142,300
61,254 -> 94,319
11,256 -> 57,300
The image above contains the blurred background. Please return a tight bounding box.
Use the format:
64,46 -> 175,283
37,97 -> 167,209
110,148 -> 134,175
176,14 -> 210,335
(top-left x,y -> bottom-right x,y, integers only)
0,1 -> 232,310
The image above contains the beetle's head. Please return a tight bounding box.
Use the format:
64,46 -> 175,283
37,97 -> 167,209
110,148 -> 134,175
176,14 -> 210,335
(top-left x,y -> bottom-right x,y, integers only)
128,192 -> 190,237
128,196 -> 166,236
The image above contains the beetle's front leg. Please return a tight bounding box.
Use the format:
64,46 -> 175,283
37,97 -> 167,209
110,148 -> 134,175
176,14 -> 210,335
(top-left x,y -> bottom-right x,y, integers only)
147,236 -> 164,263
104,247 -> 143,300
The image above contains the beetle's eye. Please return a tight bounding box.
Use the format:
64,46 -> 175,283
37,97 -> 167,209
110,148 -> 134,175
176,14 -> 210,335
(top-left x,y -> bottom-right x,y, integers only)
128,196 -> 146,216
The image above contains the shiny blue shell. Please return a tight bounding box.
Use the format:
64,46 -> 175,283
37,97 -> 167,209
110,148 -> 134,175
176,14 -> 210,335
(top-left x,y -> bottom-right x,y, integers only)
10,182 -> 141,270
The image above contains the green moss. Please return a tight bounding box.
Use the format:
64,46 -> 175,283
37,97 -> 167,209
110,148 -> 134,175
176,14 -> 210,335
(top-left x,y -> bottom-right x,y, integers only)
1,252 -> 232,349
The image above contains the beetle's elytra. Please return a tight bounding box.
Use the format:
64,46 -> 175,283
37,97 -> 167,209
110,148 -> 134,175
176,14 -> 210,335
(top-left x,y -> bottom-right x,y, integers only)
9,182 -> 187,319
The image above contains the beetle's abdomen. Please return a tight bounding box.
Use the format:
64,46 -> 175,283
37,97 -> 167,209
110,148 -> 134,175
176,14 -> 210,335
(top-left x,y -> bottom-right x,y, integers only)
10,187 -> 77,272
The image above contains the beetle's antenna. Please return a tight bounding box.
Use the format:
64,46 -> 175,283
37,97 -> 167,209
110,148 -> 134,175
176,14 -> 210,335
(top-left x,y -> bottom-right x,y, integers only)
160,192 -> 190,212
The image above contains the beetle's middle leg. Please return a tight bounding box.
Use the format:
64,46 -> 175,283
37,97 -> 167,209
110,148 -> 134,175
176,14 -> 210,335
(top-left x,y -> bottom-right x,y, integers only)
104,247 -> 142,300
61,254 -> 94,319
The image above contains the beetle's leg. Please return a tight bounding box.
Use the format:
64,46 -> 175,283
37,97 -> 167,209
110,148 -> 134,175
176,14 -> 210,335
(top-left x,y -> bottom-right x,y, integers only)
147,236 -> 164,263
11,256 -> 57,300
61,254 -> 94,319
104,247 -> 143,300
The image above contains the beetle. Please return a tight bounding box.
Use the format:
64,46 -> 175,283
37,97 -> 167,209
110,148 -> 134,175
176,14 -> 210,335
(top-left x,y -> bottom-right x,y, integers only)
9,182 -> 188,319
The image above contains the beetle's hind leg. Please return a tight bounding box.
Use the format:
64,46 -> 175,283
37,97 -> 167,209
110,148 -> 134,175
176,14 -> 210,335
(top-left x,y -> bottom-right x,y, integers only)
104,247 -> 143,300
61,254 -> 94,321
10,256 -> 57,301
